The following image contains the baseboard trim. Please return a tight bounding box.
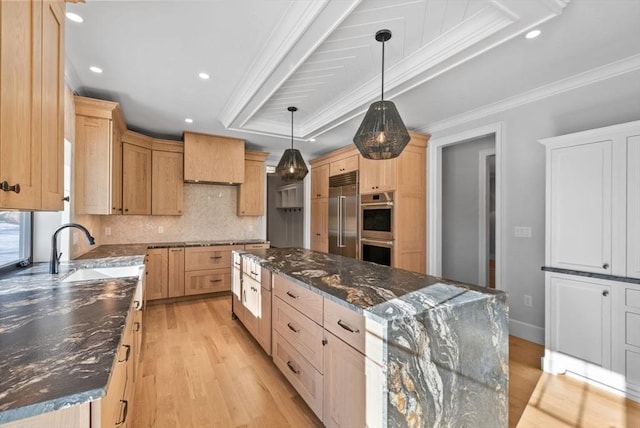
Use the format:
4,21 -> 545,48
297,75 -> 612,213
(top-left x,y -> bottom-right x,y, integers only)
509,319 -> 544,344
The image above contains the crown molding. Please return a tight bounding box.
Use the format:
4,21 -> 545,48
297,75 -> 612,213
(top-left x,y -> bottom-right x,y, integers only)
418,54 -> 640,135
218,0 -> 329,128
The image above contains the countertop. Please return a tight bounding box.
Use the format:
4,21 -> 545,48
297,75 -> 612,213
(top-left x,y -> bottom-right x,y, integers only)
0,255 -> 144,424
541,266 -> 640,284
77,240 -> 269,259
240,247 -> 505,323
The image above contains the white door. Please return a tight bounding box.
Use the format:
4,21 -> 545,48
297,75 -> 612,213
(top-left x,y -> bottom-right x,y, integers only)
550,140 -> 612,273
627,134 -> 640,279
549,275 -> 611,367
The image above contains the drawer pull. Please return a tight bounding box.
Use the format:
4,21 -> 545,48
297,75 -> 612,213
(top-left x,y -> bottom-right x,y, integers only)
209,279 -> 222,283
287,322 -> 299,333
134,322 -> 141,332
337,319 -> 360,334
603,263 -> 610,269
210,256 -> 223,259
286,361 -> 300,375
115,399 -> 128,426
286,291 -> 298,299
118,344 -> 131,363
603,290 -> 609,297
133,300 -> 141,310
0,181 -> 20,193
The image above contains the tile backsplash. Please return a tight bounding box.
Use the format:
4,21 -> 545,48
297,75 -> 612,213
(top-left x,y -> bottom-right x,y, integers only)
99,184 -> 265,244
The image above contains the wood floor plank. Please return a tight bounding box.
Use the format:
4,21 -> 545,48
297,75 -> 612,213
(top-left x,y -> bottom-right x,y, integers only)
132,296 -> 640,427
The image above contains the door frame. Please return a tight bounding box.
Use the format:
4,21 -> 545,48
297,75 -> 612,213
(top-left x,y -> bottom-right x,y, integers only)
478,148 -> 496,287
427,122 -> 504,291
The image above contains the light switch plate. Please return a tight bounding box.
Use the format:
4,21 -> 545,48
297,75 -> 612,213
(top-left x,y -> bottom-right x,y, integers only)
158,226 -> 164,234
105,227 -> 111,236
514,226 -> 532,238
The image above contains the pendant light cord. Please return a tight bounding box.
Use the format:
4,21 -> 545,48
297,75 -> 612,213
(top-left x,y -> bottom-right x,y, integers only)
290,109 -> 294,150
381,39 -> 385,102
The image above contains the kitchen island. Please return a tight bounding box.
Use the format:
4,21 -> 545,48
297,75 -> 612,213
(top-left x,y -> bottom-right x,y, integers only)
236,248 -> 508,427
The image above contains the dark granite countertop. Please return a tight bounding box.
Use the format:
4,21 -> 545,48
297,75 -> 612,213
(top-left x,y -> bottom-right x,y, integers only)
541,266 -> 640,284
0,255 -> 144,424
240,247 -> 505,323
77,240 -> 269,259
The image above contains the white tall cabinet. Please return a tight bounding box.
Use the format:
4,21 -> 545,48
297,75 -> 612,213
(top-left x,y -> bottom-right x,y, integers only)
541,120 -> 640,401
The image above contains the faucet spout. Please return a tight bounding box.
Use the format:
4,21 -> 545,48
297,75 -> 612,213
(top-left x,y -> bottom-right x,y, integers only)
50,223 -> 96,274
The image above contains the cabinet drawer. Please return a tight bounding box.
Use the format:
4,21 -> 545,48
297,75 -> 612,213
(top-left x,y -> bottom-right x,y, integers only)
185,246 -> 236,271
273,275 -> 323,325
184,269 -> 230,295
627,288 -> 640,309
324,298 -> 366,355
273,296 -> 324,371
273,331 -> 323,419
245,243 -> 270,250
627,312 -> 640,348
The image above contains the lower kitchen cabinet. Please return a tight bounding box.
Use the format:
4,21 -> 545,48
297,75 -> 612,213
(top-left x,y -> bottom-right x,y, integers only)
238,265 -> 272,355
145,248 -> 169,301
167,248 -> 185,298
0,405 -> 90,428
185,269 -> 229,295
323,331 -> 366,428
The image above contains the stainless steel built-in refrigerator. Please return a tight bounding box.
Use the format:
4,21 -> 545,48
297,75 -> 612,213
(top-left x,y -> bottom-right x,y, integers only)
328,171 -> 358,259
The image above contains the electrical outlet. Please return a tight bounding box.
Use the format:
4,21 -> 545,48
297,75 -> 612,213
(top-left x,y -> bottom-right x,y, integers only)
514,226 -> 532,238
158,226 -> 164,234
524,295 -> 533,307
105,227 -> 111,236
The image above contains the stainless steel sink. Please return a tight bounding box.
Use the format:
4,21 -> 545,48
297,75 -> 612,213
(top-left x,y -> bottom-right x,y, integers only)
62,265 -> 143,283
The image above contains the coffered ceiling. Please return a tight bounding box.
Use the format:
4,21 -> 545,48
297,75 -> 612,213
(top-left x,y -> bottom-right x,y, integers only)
66,0 -> 640,162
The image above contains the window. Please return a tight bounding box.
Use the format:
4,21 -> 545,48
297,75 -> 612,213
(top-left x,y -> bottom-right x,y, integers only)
0,211 -> 32,270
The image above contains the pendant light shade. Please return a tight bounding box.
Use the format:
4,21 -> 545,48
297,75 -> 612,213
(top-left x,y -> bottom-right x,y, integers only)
276,106 -> 308,182
353,29 -> 410,160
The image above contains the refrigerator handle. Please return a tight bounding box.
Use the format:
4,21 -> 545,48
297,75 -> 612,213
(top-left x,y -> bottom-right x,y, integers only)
339,195 -> 346,248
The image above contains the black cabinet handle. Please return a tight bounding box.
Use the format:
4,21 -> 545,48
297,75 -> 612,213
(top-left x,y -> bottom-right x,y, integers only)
124,208 -> 129,212
286,361 -> 300,375
133,300 -> 141,310
210,279 -> 222,283
286,291 -> 298,299
0,181 -> 20,193
134,322 -> 141,332
115,400 -> 128,426
337,319 -> 360,334
210,256 -> 222,259
603,263 -> 610,269
62,195 -> 70,202
603,290 -> 609,297
287,322 -> 299,333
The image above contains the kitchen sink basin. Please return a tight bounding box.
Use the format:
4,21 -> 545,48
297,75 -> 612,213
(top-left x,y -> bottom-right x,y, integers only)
62,265 -> 143,283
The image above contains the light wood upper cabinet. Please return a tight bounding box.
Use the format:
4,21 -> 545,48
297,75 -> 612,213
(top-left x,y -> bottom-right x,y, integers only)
238,150 -> 268,216
183,131 -> 245,184
152,150 -> 183,215
359,157 -> 396,193
311,164 -> 329,199
329,154 -> 358,177
122,142 -> 152,215
41,0 -> 65,210
74,97 -> 126,215
0,0 -> 65,210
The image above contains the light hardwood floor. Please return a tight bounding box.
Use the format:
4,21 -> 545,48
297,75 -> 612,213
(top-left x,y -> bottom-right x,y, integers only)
132,297 -> 640,427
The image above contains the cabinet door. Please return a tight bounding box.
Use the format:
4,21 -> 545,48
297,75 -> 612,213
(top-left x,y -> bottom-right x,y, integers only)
75,116 -> 113,214
548,275 -> 611,367
329,155 -> 358,176
238,159 -> 264,216
152,150 -> 183,215
311,164 -> 329,199
628,135 -> 640,279
323,331 -> 366,428
183,132 -> 244,183
359,157 -> 395,193
168,248 -> 185,298
311,198 -> 328,252
122,142 -> 151,215
40,0 -> 65,211
549,141 -> 612,273
0,0 -> 41,209
145,249 -> 168,300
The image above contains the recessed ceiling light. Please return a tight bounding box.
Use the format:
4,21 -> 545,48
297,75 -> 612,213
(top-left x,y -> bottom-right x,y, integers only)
525,29 -> 541,39
198,72 -> 210,80
309,138 -> 316,142
185,118 -> 194,124
89,66 -> 103,74
66,12 -> 83,23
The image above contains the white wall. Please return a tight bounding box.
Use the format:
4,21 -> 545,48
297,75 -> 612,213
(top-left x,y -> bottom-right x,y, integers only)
441,135 -> 494,285
430,70 -> 640,344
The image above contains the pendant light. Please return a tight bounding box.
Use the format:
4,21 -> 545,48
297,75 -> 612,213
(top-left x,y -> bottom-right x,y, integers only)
353,29 -> 410,160
276,106 -> 308,182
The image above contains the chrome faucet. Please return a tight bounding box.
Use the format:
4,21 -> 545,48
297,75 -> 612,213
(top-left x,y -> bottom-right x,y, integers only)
50,223 -> 95,274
